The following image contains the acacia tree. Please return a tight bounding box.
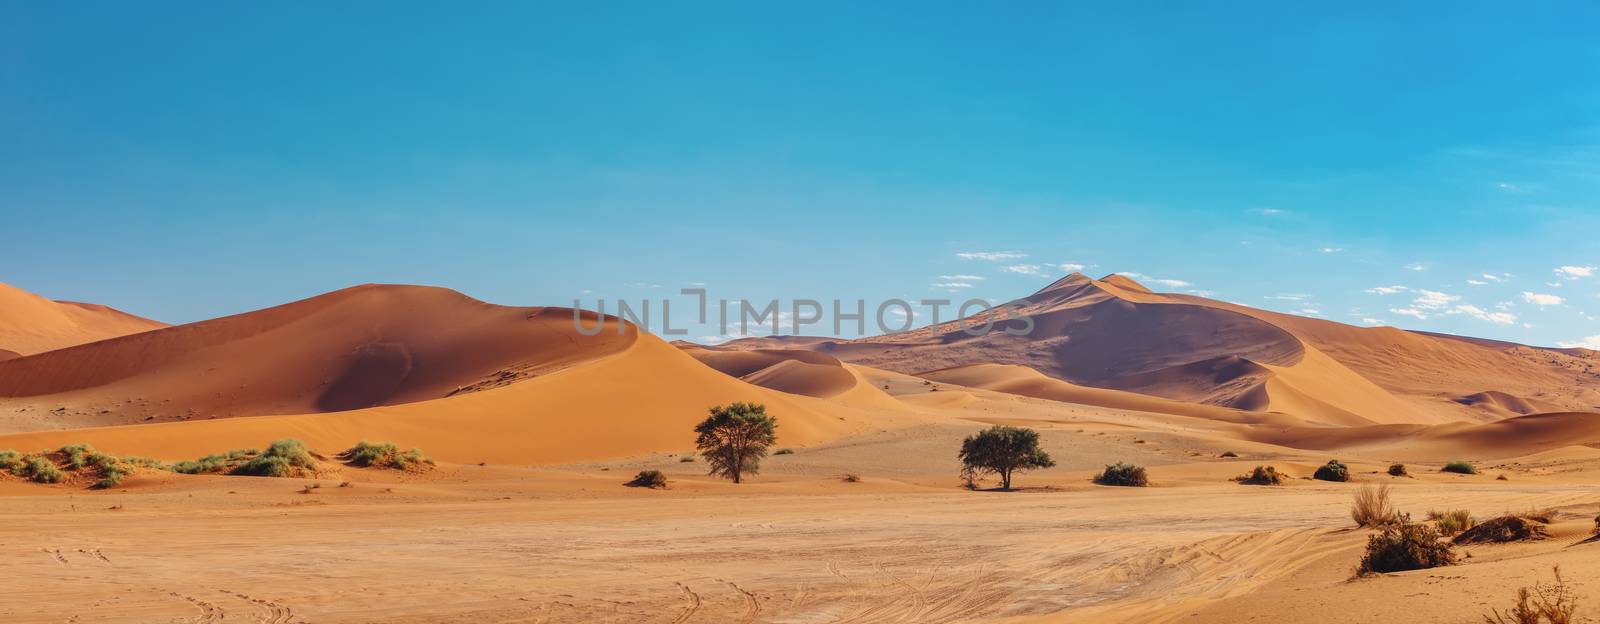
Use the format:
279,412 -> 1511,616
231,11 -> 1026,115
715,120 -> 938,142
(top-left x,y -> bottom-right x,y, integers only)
958,425 -> 1054,490
694,402 -> 778,484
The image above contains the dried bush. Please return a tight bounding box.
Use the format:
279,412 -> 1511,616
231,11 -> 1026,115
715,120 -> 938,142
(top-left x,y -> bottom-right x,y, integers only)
1356,517 -> 1457,575
1351,484 -> 1397,527
1455,515 -> 1549,544
1313,460 -> 1350,482
1094,462 -> 1149,487
1235,465 -> 1285,486
625,470 -> 668,489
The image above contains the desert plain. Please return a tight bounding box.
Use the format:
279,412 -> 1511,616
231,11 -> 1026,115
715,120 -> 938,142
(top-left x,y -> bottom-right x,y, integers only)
2,273 -> 1599,623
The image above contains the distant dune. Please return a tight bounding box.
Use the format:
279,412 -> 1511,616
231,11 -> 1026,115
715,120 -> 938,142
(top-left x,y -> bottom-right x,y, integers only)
0,282 -> 166,355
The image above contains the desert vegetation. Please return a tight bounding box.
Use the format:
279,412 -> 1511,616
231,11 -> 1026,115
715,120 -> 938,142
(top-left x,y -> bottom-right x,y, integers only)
1356,515 -> 1457,575
1455,514 -> 1550,544
625,470 -> 668,489
1483,567 -> 1578,624
339,441 -> 434,471
1350,484 -> 1396,527
0,444 -> 162,488
1427,509 -> 1475,536
170,439 -> 321,478
694,402 -> 778,484
1234,465 -> 1285,485
1443,460 -> 1479,475
1094,462 -> 1149,487
1387,463 -> 1407,477
958,425 -> 1055,490
1313,460 -> 1349,482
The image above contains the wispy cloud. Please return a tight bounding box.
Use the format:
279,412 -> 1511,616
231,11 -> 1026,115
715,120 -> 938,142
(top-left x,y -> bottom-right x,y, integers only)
1319,247 -> 1344,253
1058,263 -> 1087,272
1391,307 -> 1428,320
937,274 -> 985,281
1523,291 -> 1565,306
957,251 -> 1027,261
1265,294 -> 1313,301
1450,304 -> 1517,325
930,282 -> 974,289
1001,264 -> 1047,277
1123,272 -> 1192,288
1365,285 -> 1410,295
1252,208 -> 1288,217
1404,262 -> 1429,272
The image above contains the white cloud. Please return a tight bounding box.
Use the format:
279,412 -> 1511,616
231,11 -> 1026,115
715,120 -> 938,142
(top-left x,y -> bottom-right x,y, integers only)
1058,263 -> 1086,272
1265,294 -> 1312,301
1001,264 -> 1047,277
1391,307 -> 1428,319
1187,289 -> 1216,296
1294,308 -> 1323,317
1366,285 -> 1410,295
1555,265 -> 1596,279
1253,208 -> 1287,217
930,282 -> 974,289
1360,318 -> 1385,326
1147,278 -> 1192,287
1449,304 -> 1517,325
1413,290 -> 1459,310
1320,247 -> 1344,253
1404,262 -> 1429,272
1466,280 -> 1488,286
958,251 -> 1026,261
1559,335 -> 1600,349
938,275 -> 984,281
1481,273 -> 1504,282
1522,291 -> 1565,306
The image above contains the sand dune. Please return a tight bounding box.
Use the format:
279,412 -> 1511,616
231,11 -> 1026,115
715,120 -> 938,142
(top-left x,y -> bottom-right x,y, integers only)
0,282 -> 166,355
0,284 -> 637,427
1454,390 -> 1565,419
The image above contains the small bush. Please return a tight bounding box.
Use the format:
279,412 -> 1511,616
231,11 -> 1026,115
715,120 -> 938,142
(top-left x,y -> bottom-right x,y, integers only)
774,448 -> 794,456
1220,451 -> 1239,458
171,448 -> 258,474
679,456 -> 695,463
1484,566 -> 1578,624
1455,514 -> 1549,544
841,473 -> 861,483
1094,462 -> 1149,487
1351,484 -> 1396,527
1388,463 -> 1407,477
0,449 -> 22,473
625,470 -> 668,489
341,441 -> 433,471
1356,517 -> 1457,575
21,456 -> 64,484
230,439 -> 318,477
1443,460 -> 1477,475
58,444 -> 93,470
1235,465 -> 1285,485
1313,460 -> 1350,482
1427,509 -> 1474,536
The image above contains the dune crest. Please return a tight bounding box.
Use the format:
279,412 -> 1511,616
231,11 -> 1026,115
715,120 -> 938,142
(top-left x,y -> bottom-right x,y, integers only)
0,282 -> 166,356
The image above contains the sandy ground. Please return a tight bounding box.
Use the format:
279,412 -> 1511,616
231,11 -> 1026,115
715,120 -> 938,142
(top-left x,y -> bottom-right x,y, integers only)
5,416 -> 1600,624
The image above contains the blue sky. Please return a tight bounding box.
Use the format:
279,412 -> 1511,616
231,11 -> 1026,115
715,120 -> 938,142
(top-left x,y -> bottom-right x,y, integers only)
3,2 -> 1598,348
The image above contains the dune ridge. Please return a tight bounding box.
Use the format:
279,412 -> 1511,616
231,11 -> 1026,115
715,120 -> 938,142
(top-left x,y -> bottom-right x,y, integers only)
0,282 -> 166,356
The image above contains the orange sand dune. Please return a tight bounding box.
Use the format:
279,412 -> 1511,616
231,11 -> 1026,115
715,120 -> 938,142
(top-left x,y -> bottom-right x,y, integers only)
1453,390 -> 1565,419
0,285 -> 636,427
919,363 -> 1299,426
680,346 -> 903,409
0,282 -> 166,355
0,321 -> 899,464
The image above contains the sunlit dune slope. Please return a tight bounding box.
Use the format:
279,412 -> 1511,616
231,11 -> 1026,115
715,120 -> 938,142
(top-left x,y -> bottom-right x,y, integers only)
0,282 -> 166,355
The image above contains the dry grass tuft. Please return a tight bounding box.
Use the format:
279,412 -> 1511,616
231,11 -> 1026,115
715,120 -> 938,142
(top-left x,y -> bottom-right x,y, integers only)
1234,465 -> 1285,486
1351,484 -> 1397,527
1483,566 -> 1577,624
1427,509 -> 1475,536
1356,516 -> 1457,575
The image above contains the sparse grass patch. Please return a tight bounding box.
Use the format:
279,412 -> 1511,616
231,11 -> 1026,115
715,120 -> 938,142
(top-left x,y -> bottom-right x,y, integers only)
170,439 -> 320,478
1484,566 -> 1578,624
1094,462 -> 1149,487
171,448 -> 258,474
1455,514 -> 1549,544
1234,465 -> 1285,485
625,470 -> 668,489
1356,516 -> 1457,575
0,449 -> 23,473
1388,463 -> 1407,477
1426,509 -> 1474,536
1313,460 -> 1350,482
841,473 -> 861,483
340,441 -> 434,471
1443,460 -> 1478,475
21,455 -> 63,484
1351,484 -> 1396,527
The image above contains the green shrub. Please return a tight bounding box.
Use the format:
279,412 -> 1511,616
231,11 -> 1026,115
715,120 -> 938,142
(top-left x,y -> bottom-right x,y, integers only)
1442,461 -> 1477,475
0,449 -> 22,473
1235,465 -> 1285,485
1388,463 -> 1407,477
21,456 -> 64,484
1427,509 -> 1474,536
341,441 -> 434,470
58,444 -> 94,470
171,448 -> 258,474
1313,460 -> 1349,482
229,439 -> 317,477
1357,517 -> 1457,575
1094,462 -> 1149,487
625,470 -> 668,489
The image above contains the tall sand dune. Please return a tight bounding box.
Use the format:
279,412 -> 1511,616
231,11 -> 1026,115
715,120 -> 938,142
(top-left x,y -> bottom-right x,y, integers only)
0,282 -> 166,355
